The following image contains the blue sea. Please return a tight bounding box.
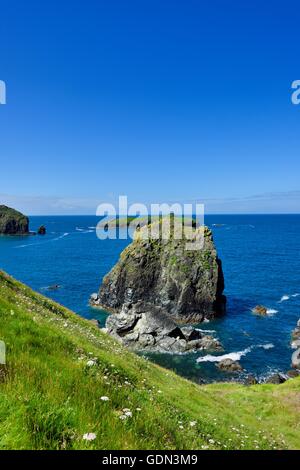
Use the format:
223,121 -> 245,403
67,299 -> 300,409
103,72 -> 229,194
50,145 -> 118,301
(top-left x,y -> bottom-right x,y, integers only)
0,214 -> 299,384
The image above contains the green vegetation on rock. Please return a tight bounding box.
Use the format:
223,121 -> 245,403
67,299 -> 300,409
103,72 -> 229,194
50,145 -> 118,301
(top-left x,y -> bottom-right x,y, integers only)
97,220 -> 225,323
0,205 -> 29,235
0,270 -> 300,449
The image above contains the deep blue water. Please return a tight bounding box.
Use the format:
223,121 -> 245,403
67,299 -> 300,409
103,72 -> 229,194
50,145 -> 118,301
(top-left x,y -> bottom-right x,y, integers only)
0,214 -> 299,383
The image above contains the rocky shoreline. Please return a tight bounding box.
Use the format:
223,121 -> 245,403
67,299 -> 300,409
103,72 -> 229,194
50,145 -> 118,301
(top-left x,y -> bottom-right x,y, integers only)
103,301 -> 222,354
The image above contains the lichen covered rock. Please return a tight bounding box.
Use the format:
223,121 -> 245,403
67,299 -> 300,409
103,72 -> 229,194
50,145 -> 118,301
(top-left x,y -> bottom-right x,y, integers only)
95,221 -> 226,323
0,205 -> 29,235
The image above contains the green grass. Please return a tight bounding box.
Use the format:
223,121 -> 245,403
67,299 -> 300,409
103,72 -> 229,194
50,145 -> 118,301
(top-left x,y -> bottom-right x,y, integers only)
0,270 -> 299,450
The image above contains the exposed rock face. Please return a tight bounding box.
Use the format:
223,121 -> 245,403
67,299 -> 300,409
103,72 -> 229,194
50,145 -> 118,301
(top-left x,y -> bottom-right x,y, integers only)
291,319 -> 300,370
292,349 -> 300,369
0,205 -> 29,235
95,222 -> 225,323
105,301 -> 222,353
265,373 -> 287,384
244,374 -> 258,385
287,369 -> 300,379
291,319 -> 300,341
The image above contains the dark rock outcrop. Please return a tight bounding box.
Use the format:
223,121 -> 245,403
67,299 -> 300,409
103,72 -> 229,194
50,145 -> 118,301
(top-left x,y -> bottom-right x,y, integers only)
244,374 -> 258,385
37,225 -> 46,235
104,301 -> 222,353
94,220 -> 226,323
265,373 -> 287,384
0,205 -> 29,235
286,369 -> 300,379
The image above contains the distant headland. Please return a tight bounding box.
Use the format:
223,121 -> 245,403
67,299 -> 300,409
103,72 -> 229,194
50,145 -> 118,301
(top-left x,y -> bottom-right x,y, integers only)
0,205 -> 29,235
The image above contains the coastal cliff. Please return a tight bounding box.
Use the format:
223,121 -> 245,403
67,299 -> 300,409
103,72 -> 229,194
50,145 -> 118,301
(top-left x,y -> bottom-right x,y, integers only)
0,205 -> 29,235
94,220 -> 226,323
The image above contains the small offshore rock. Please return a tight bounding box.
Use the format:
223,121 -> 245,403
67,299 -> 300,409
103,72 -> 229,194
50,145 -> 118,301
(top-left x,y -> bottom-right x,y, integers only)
216,358 -> 243,372
252,305 -> 268,316
37,225 -> 46,235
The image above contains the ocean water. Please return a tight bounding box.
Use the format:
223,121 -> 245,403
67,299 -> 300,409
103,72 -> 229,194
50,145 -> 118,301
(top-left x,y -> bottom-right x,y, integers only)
0,214 -> 299,384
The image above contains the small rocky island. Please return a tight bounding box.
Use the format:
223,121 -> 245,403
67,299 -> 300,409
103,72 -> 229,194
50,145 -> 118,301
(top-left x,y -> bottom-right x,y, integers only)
0,205 -> 29,235
91,218 -> 226,353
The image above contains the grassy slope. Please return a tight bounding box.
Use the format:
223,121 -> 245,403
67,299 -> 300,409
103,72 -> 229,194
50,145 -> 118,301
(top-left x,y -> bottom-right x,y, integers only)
0,271 -> 299,450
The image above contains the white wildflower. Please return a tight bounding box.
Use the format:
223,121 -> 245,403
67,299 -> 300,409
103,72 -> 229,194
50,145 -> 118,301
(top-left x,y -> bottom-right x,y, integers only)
86,360 -> 96,367
100,396 -> 109,401
83,433 -> 96,441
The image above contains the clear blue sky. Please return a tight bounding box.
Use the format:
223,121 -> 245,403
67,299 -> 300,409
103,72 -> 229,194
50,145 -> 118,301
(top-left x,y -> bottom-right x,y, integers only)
0,0 -> 299,214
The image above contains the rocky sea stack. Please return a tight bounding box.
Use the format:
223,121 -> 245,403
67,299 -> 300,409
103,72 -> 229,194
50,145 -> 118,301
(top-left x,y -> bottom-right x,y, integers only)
91,218 -> 226,353
0,205 -> 29,235
94,219 -> 226,323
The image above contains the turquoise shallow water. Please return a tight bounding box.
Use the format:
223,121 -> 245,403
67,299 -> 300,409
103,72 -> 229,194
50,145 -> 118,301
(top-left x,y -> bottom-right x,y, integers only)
0,214 -> 299,383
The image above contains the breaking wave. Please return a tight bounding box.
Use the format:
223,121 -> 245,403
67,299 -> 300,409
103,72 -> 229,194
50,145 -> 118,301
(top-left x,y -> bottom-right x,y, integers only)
266,308 -> 278,315
196,343 -> 274,363
278,295 -> 290,303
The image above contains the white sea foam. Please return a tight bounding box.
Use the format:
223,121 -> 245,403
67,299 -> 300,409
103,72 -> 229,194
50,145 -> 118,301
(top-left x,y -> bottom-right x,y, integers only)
197,348 -> 252,363
52,232 -> 69,241
196,328 -> 216,333
278,295 -> 289,303
76,227 -> 94,233
266,309 -> 278,315
16,232 -> 69,248
196,343 -> 274,363
291,293 -> 300,298
259,343 -> 274,350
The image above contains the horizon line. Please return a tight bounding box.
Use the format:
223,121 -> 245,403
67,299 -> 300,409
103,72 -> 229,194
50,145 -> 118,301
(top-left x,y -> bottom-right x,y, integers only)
27,212 -> 300,217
